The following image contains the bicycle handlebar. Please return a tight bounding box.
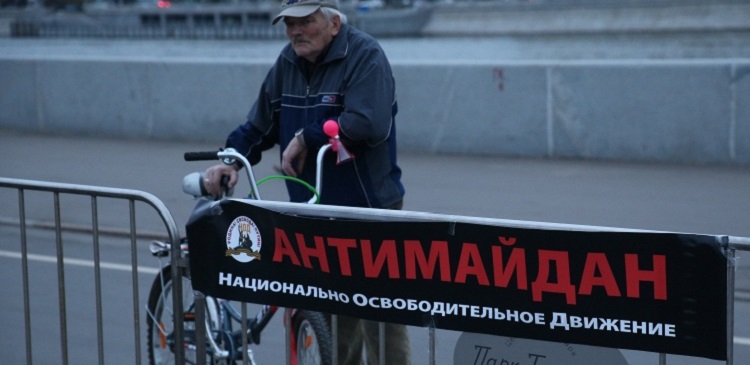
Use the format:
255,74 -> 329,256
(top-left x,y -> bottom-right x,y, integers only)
183,151 -> 222,161
183,120 -> 344,203
182,148 -> 262,200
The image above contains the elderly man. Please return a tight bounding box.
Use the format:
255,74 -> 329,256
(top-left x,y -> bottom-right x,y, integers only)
202,0 -> 409,363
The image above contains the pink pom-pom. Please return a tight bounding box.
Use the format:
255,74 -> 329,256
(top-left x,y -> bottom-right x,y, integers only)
323,120 -> 339,138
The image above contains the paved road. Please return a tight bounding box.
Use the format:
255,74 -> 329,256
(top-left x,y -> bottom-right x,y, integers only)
1,131 -> 749,364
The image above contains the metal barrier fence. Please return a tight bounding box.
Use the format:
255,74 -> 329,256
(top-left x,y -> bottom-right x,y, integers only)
9,21 -> 287,39
0,177 -> 183,365
2,176 -> 750,365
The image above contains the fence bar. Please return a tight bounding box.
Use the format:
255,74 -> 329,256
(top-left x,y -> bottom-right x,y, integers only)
285,308 -> 292,365
729,236 -> 750,251
247,200 -> 685,233
726,242 -> 736,365
332,314 -> 338,365
429,324 -> 436,365
195,292 -> 207,365
91,197 -> 105,365
18,189 -> 33,365
53,192 -> 69,365
242,303 -> 249,365
379,322 -> 386,365
170,231 -> 186,365
129,200 -> 143,365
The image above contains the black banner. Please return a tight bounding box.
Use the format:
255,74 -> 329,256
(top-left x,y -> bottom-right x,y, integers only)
186,200 -> 728,360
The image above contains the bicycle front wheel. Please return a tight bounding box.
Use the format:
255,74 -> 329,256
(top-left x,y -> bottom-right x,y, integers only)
146,265 -> 221,365
293,310 -> 333,365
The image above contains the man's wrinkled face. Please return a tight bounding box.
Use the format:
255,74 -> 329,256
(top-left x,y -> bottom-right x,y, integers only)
284,11 -> 341,63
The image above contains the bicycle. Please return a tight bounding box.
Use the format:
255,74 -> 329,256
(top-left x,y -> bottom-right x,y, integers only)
145,121 -> 350,365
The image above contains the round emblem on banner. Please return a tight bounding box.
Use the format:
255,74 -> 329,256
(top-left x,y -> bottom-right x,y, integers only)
225,216 -> 262,263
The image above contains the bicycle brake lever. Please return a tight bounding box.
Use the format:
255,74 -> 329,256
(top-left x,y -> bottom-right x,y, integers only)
221,175 -> 234,198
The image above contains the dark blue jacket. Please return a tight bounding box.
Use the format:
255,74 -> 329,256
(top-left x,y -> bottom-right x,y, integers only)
226,23 -> 404,208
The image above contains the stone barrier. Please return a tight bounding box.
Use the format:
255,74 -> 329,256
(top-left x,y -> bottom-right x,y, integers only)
1,56 -> 748,165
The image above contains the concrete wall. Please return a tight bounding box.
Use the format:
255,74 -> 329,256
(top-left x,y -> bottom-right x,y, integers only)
394,60 -> 750,165
1,57 -> 748,165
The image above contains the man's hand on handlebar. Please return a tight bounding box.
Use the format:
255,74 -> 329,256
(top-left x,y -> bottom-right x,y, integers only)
203,164 -> 239,197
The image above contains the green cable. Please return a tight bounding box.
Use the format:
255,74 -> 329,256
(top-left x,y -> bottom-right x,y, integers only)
254,175 -> 320,204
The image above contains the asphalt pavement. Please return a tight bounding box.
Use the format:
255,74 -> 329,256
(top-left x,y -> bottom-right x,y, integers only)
3,131 -> 749,237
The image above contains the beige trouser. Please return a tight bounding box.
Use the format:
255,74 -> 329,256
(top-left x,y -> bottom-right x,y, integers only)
333,315 -> 411,365
334,200 -> 410,365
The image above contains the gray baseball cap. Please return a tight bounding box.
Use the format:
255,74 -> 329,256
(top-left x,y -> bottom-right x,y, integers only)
272,0 -> 340,25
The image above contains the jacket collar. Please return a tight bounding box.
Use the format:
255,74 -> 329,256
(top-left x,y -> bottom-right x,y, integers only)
323,22 -> 349,64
